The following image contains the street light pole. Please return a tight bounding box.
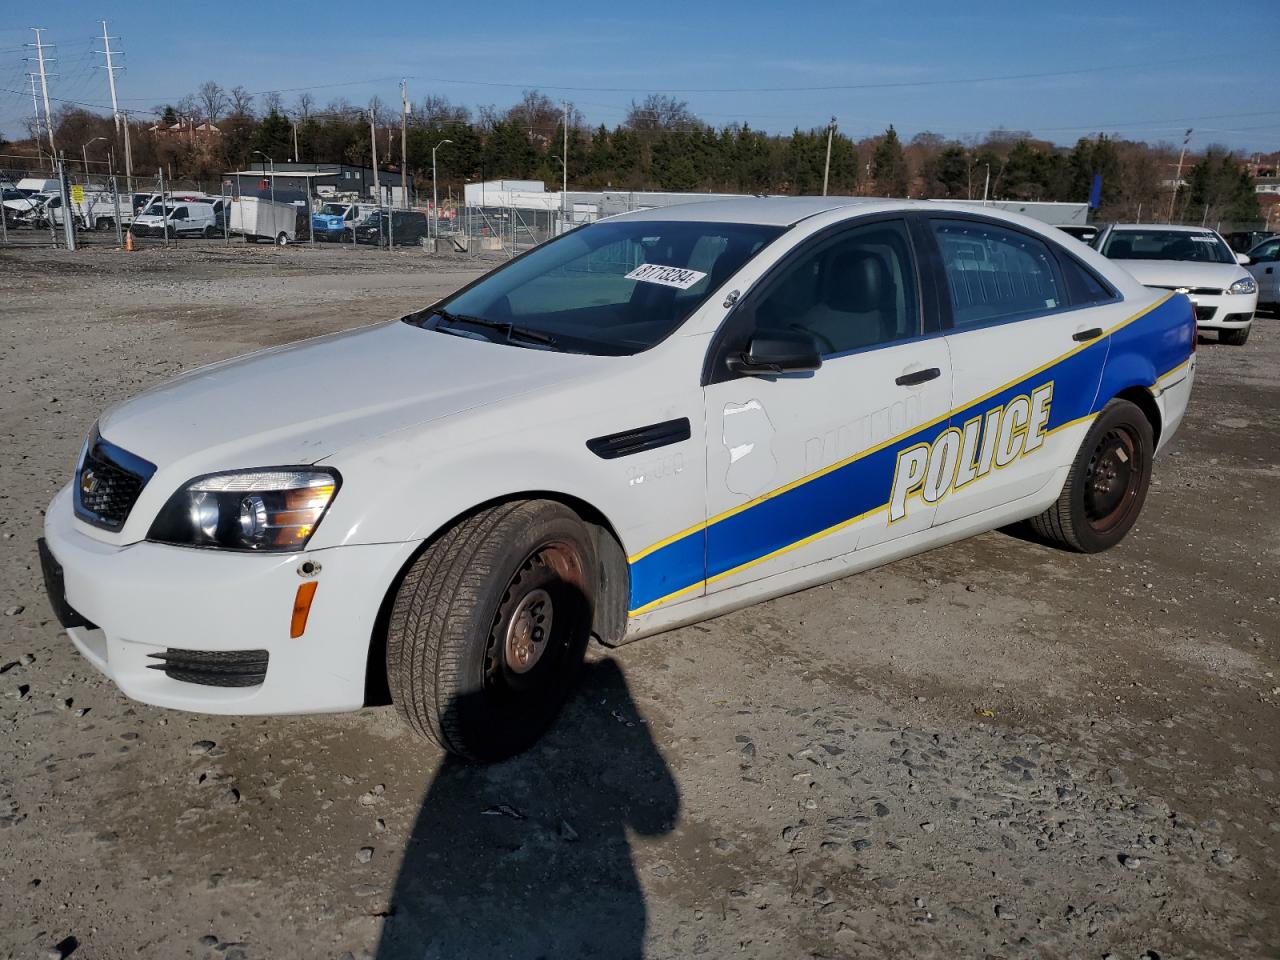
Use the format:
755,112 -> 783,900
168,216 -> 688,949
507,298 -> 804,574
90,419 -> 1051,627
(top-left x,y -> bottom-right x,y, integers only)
82,136 -> 107,180
432,139 -> 452,241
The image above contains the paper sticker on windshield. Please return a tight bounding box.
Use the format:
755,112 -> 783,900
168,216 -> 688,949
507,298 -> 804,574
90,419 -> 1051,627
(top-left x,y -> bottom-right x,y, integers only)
626,263 -> 708,290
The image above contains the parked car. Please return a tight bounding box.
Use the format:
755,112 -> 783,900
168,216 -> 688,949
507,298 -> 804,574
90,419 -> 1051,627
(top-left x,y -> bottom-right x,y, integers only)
1094,223 -> 1257,345
39,199 -> 1196,760
130,201 -> 220,238
1244,235 -> 1280,309
1056,224 -> 1098,244
354,209 -> 429,246
1224,230 -> 1272,254
312,201 -> 379,241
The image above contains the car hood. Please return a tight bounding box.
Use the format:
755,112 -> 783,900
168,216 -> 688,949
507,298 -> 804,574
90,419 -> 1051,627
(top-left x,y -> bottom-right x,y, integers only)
1115,259 -> 1247,290
97,320 -> 601,471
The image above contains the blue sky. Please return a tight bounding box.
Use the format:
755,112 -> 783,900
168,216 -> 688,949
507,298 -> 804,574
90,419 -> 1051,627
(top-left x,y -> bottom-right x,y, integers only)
2,0 -> 1277,152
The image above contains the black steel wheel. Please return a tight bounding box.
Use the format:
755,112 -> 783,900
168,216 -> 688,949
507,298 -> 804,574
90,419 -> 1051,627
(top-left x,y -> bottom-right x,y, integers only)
386,501 -> 596,761
1026,398 -> 1154,553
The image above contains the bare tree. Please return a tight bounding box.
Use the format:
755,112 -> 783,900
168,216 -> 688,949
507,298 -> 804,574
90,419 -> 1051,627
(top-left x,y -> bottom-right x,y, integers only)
228,85 -> 254,118
175,94 -> 199,124
506,89 -> 559,142
293,91 -> 315,121
418,94 -> 470,125
196,81 -> 229,126
626,94 -> 701,131
261,91 -> 284,117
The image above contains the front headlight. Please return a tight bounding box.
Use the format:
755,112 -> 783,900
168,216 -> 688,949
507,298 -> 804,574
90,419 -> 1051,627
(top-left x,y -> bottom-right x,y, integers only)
1228,277 -> 1257,295
147,468 -> 340,551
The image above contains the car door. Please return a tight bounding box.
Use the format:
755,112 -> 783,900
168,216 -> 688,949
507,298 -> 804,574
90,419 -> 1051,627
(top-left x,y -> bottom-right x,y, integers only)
1247,239 -> 1280,302
170,206 -> 189,234
700,216 -> 954,597
924,215 -> 1118,526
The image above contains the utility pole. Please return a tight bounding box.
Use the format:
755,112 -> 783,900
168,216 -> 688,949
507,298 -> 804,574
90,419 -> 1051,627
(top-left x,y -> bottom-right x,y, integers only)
399,79 -> 409,209
29,28 -> 57,159
27,74 -> 43,166
369,111 -> 380,205
1167,128 -> 1193,223
98,21 -> 121,135
562,100 -> 569,226
822,116 -> 837,197
120,110 -> 134,195
982,163 -> 991,205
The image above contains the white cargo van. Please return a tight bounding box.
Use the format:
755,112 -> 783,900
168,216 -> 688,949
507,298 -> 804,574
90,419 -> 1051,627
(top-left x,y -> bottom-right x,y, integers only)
130,201 -> 219,238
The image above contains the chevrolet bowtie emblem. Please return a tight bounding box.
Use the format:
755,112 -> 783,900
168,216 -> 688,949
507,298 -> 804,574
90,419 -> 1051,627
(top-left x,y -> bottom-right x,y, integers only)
80,469 -> 100,496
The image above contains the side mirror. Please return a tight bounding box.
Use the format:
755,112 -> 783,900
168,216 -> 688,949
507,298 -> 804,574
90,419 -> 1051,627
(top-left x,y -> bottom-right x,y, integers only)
727,329 -> 823,377
1236,252 -> 1251,265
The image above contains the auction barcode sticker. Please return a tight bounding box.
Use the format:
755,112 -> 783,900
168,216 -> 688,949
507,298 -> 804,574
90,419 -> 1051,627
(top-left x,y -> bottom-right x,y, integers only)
625,263 -> 708,290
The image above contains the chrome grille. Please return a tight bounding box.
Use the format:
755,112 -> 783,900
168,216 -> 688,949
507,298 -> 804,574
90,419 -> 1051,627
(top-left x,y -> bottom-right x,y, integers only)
1149,284 -> 1224,296
73,429 -> 156,530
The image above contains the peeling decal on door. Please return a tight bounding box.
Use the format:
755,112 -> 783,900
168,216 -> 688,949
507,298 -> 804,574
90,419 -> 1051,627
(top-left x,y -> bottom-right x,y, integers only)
722,399 -> 777,497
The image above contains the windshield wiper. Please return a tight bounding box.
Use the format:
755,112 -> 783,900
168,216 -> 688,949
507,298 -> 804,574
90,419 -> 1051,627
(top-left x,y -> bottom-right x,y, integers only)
429,307 -> 558,348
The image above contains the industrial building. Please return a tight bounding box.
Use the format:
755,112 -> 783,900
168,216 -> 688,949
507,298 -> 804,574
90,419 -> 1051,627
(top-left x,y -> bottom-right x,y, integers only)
225,162 -> 413,206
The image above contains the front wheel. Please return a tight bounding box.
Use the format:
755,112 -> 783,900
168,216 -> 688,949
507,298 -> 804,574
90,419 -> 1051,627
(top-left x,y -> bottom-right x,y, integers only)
386,501 -> 596,761
1026,398 -> 1154,553
1220,326 -> 1250,346
275,232 -> 289,246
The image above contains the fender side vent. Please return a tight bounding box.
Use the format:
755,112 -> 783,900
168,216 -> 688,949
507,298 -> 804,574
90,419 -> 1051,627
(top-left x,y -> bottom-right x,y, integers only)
586,418 -> 691,460
147,648 -> 269,687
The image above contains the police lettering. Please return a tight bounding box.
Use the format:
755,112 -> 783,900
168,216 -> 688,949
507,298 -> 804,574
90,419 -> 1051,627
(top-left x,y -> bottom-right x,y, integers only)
889,382 -> 1054,523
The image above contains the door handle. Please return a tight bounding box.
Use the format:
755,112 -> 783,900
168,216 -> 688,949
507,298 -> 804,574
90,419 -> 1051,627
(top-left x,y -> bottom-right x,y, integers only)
895,367 -> 941,386
1072,327 -> 1104,342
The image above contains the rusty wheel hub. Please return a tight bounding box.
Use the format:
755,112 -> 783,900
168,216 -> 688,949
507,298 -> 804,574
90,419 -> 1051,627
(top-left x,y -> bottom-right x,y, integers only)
503,588 -> 553,674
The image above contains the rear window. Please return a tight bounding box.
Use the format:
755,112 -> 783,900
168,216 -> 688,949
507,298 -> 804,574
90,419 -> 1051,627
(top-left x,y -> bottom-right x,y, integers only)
1101,230 -> 1234,264
930,219 -> 1065,328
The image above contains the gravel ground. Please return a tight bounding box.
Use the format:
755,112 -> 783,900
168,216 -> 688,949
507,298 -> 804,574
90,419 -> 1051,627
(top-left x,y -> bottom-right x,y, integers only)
0,244 -> 1277,960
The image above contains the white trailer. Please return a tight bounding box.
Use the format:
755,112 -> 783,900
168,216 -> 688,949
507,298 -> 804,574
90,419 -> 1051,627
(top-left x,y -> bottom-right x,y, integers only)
230,196 -> 309,244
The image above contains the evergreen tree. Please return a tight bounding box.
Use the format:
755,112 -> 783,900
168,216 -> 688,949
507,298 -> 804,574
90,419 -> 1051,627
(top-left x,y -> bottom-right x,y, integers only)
873,126 -> 909,197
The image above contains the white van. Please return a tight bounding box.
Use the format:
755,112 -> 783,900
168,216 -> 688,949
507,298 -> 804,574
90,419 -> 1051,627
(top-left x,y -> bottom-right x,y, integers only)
130,201 -> 219,238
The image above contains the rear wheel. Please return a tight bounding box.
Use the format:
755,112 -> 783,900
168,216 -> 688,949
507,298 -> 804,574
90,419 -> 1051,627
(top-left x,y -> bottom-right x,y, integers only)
275,232 -> 289,246
1026,398 -> 1153,553
1220,326 -> 1250,346
386,501 -> 596,761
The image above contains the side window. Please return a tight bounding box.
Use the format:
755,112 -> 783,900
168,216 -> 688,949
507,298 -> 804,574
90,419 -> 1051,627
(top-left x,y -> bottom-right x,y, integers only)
1058,255 -> 1116,305
1253,240 -> 1279,262
931,219 -> 1065,327
173,206 -> 188,220
752,219 -> 919,357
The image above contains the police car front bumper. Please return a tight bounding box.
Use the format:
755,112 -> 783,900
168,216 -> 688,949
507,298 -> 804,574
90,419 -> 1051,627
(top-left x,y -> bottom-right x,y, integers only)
40,485 -> 412,716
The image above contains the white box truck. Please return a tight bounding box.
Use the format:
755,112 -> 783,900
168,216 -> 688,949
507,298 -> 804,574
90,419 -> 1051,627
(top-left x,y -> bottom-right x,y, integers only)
230,196 -> 309,244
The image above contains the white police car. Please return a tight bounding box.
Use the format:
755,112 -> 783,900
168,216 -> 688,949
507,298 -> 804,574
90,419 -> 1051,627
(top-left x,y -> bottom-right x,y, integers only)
41,198 -> 1196,759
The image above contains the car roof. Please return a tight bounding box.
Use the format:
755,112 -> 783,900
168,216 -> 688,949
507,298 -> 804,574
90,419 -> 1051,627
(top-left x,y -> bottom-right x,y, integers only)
610,196 -> 902,227
1106,223 -> 1221,233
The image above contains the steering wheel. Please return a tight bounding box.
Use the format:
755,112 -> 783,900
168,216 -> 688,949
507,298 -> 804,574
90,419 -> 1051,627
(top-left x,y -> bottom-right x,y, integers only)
791,324 -> 835,355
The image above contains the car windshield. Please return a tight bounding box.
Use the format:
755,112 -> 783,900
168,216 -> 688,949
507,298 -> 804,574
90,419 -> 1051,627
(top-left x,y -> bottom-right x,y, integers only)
1101,229 -> 1234,264
319,203 -> 347,216
411,219 -> 784,355
144,203 -> 175,216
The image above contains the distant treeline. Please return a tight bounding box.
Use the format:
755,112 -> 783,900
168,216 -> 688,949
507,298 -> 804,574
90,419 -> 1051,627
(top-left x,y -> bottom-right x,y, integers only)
5,88 -> 1267,223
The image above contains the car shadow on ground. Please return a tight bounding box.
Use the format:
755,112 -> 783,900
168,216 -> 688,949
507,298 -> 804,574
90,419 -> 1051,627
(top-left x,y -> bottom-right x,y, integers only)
374,657 -> 679,959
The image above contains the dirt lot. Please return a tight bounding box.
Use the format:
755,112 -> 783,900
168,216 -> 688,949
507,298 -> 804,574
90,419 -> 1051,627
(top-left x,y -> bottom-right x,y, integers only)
0,244 -> 1277,960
